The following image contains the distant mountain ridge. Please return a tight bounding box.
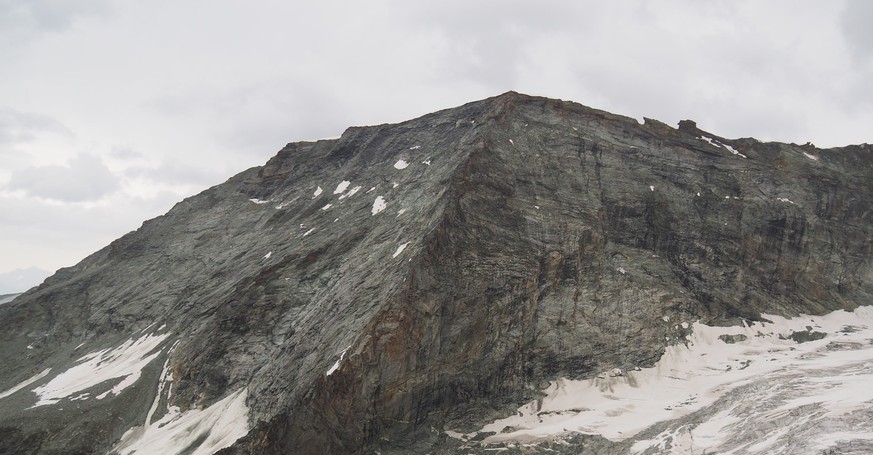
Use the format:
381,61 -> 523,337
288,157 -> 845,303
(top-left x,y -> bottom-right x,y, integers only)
0,92 -> 871,454
0,267 -> 50,294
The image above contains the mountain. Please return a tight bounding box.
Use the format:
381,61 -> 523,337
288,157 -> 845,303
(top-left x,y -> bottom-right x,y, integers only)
0,267 -> 51,294
0,293 -> 21,305
1,92 -> 872,454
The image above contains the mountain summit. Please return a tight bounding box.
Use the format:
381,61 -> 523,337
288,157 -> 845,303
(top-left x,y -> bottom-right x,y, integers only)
1,92 -> 872,454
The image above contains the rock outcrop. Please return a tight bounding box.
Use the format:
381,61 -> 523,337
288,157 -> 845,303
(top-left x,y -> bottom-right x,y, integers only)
1,92 -> 871,454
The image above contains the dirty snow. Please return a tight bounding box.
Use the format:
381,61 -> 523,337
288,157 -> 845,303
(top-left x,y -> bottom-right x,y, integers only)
372,196 -> 387,215
32,332 -> 170,406
457,307 -> 873,454
334,181 -> 351,194
394,160 -> 409,170
392,242 -> 410,258
0,368 -> 51,400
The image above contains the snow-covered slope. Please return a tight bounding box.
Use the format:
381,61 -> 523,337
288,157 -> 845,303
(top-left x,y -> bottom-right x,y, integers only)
452,307 -> 873,453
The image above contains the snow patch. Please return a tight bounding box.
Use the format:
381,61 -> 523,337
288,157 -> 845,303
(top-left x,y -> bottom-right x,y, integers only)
333,181 -> 351,194
803,151 -> 819,161
777,197 -> 795,204
248,198 -> 269,204
0,368 -> 51,401
722,143 -> 747,158
321,204 -> 332,210
394,160 -> 409,170
114,389 -> 249,455
392,182 -> 399,189
422,159 -> 431,165
313,186 -> 323,197
338,186 -> 362,200
372,196 -> 387,215
409,145 -> 421,150
649,185 -> 655,192
32,332 -> 170,406
699,135 -> 747,158
327,346 -> 351,376
263,251 -> 272,260
392,242 -> 410,258
303,228 -> 315,237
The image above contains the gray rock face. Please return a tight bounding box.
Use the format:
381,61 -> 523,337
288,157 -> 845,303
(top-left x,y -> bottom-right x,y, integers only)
0,92 -> 871,454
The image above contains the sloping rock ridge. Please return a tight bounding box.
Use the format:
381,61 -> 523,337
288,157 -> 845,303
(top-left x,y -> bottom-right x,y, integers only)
1,92 -> 871,454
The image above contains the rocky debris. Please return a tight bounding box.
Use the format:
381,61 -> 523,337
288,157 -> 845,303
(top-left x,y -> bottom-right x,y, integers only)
718,333 -> 749,344
0,91 -> 871,454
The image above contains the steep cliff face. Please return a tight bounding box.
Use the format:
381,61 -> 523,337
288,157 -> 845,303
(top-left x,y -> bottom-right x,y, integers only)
1,92 -> 871,454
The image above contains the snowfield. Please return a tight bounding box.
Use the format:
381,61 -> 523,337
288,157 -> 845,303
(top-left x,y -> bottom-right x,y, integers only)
452,306 -> 873,454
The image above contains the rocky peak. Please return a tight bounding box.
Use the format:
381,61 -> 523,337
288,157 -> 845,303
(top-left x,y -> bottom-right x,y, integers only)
1,92 -> 872,454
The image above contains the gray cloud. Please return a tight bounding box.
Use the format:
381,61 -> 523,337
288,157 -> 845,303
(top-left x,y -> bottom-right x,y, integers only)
0,189 -> 180,273
125,160 -> 228,187
6,153 -> 120,202
0,0 -> 110,48
146,81 -> 352,159
0,0 -> 870,277
841,0 -> 873,63
109,146 -> 143,160
0,107 -> 70,145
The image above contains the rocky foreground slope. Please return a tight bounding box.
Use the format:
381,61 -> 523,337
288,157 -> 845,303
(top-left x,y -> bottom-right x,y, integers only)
1,92 -> 872,454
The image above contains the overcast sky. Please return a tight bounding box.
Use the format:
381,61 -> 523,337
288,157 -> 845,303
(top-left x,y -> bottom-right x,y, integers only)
1,0 -> 871,291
